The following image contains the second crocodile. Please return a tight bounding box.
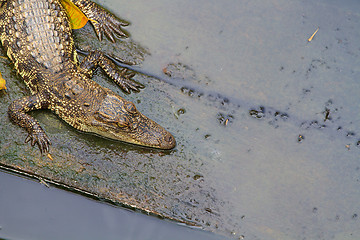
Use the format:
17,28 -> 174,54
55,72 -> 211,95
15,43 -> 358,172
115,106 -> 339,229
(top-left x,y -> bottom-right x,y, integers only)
0,0 -> 176,153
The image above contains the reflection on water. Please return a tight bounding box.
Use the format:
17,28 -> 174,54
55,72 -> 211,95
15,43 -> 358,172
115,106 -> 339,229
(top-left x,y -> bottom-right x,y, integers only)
0,0 -> 359,239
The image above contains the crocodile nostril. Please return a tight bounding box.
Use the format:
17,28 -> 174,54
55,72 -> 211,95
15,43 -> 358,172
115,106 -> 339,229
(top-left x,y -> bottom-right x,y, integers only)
166,134 -> 173,143
163,133 -> 176,149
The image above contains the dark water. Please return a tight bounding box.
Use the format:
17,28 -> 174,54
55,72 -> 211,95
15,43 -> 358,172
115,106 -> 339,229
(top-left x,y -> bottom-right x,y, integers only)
0,171 -> 226,240
1,0 -> 360,239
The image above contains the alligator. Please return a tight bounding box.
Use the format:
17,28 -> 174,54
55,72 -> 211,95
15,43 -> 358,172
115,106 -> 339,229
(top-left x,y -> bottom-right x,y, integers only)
0,0 -> 176,153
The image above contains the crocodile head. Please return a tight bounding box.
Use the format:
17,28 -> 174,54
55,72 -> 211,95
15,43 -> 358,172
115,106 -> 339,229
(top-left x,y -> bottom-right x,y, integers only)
87,93 -> 176,149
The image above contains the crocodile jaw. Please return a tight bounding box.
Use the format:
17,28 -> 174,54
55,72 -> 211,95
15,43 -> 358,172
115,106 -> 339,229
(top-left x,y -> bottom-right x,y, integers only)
86,93 -> 176,149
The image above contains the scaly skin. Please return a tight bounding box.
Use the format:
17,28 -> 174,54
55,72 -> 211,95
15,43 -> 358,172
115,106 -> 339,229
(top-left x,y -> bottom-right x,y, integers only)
0,0 -> 176,153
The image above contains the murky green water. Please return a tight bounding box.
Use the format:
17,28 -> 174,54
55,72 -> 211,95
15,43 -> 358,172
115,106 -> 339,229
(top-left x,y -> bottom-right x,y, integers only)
1,0 -> 360,239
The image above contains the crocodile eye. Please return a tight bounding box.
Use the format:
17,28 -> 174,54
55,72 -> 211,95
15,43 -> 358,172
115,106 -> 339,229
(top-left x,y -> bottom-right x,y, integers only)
117,116 -> 129,128
124,102 -> 137,114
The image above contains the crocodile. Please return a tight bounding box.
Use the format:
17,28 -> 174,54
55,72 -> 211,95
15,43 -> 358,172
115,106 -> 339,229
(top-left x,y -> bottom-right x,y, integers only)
0,0 -> 176,153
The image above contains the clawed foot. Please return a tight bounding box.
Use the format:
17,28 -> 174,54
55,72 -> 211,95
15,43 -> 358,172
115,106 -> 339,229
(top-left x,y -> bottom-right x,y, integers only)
25,129 -> 51,154
88,3 -> 129,42
76,49 -> 143,93
115,69 -> 144,93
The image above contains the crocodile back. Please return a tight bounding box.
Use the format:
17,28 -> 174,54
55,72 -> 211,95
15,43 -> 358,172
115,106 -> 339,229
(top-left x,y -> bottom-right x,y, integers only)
0,0 -> 78,93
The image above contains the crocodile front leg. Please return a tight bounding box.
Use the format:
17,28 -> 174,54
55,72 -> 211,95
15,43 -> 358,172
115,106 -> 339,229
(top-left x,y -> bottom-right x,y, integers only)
8,94 -> 51,153
69,0 -> 129,42
79,50 -> 143,93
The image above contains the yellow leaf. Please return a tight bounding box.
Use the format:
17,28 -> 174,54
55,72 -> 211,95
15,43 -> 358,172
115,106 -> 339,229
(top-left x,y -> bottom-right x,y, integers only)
60,0 -> 89,29
0,71 -> 6,90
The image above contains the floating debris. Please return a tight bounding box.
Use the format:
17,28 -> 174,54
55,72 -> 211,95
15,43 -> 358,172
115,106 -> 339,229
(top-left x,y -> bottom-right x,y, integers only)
324,108 -> 331,122
249,106 -> 266,119
308,27 -> 319,42
217,112 -> 234,126
177,108 -> 186,115
298,134 -> 305,143
204,134 -> 211,139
